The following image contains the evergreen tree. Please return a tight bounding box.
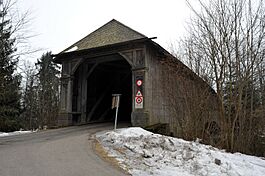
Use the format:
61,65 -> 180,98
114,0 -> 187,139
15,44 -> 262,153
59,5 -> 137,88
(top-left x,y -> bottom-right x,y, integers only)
36,52 -> 60,128
0,1 -> 21,132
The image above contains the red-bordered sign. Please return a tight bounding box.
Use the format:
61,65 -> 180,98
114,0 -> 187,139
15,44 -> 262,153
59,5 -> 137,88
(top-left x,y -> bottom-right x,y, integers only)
136,79 -> 143,87
135,97 -> 143,104
136,90 -> 143,97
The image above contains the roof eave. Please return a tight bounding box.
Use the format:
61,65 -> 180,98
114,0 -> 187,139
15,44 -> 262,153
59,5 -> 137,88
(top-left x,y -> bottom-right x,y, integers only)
52,37 -> 155,63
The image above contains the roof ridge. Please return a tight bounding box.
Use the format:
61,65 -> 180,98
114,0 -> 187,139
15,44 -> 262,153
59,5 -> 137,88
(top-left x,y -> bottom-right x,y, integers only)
61,20 -> 114,53
110,19 -> 146,38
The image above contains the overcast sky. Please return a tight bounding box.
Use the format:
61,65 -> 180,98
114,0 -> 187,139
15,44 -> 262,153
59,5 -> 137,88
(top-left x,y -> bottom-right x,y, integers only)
17,0 -> 193,62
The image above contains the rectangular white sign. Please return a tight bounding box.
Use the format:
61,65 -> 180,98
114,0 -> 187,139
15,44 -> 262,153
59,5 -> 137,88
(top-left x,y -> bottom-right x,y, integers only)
135,97 -> 143,109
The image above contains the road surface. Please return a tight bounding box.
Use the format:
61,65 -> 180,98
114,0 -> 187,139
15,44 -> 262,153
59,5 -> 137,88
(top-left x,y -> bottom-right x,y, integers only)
0,123 -> 130,176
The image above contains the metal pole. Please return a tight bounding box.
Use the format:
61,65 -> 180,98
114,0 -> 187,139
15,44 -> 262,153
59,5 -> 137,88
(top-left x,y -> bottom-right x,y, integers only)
114,95 -> 120,131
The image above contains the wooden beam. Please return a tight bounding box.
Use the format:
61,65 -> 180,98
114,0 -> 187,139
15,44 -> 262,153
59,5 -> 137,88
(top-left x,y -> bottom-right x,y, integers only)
66,78 -> 73,112
80,65 -> 88,123
86,63 -> 98,79
70,58 -> 84,75
98,108 -> 111,121
100,62 -> 130,68
84,55 -> 123,64
119,52 -> 133,66
86,87 -> 109,121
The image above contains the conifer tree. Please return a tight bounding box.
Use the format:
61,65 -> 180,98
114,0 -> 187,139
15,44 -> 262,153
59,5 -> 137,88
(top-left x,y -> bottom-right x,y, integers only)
36,52 -> 60,127
0,0 -> 21,132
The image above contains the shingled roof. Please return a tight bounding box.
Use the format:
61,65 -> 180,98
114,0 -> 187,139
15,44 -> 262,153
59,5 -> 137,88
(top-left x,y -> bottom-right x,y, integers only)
62,19 -> 147,53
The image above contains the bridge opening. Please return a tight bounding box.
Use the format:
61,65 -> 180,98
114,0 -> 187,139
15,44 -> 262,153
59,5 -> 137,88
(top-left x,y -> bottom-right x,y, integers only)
72,54 -> 132,124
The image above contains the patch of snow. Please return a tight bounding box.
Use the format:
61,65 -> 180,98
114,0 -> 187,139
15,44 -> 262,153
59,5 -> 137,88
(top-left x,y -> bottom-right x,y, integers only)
96,127 -> 265,176
65,46 -> 78,52
0,130 -> 33,137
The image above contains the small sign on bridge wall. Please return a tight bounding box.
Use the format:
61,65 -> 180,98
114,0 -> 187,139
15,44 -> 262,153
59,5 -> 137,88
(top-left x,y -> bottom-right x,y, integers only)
135,78 -> 143,109
135,96 -> 143,109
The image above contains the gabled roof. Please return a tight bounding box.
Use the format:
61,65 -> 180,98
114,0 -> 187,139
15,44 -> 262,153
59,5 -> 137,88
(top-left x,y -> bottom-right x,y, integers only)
62,19 -> 147,53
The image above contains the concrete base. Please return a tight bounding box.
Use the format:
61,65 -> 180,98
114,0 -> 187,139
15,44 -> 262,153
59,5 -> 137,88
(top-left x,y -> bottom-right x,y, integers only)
131,111 -> 150,127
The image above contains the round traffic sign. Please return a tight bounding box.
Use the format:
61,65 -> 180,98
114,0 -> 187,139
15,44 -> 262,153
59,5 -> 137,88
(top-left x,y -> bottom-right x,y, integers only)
136,97 -> 143,104
136,80 -> 143,86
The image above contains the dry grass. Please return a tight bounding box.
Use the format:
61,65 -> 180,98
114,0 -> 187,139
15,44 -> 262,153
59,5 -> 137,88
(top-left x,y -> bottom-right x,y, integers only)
92,138 -> 130,175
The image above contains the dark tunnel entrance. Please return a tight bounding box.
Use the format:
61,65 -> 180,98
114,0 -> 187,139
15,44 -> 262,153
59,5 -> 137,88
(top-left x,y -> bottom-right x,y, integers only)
72,54 -> 132,124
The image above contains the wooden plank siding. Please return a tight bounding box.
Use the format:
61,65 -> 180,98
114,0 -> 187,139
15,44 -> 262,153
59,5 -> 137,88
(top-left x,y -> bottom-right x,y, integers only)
53,20 -> 219,136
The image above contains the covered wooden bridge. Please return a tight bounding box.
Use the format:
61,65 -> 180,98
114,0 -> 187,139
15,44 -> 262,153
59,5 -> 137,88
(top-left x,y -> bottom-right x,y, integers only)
53,19 -> 217,135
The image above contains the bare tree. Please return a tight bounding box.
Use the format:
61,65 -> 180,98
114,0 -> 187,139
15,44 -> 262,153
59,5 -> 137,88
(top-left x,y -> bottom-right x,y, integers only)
21,52 -> 60,130
20,60 -> 38,130
178,0 -> 265,155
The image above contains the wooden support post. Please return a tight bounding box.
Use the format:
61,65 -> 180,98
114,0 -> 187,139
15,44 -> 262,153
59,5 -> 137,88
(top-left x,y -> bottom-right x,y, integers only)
86,87 -> 109,122
80,63 -> 98,123
79,65 -> 87,123
67,77 -> 73,113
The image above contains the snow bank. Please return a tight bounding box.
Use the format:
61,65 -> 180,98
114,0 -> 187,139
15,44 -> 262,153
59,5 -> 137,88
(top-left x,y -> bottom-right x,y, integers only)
0,130 -> 33,137
96,127 -> 265,176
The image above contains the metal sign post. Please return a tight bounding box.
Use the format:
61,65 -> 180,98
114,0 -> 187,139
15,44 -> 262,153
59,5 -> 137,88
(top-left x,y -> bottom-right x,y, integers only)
112,94 -> 121,131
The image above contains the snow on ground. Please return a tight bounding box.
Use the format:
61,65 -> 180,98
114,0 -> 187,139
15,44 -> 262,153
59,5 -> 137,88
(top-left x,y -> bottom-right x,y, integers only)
96,127 -> 265,176
0,130 -> 33,137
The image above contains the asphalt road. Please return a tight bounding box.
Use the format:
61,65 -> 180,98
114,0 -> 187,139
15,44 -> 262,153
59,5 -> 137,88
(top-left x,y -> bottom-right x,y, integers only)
0,123 -> 130,176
